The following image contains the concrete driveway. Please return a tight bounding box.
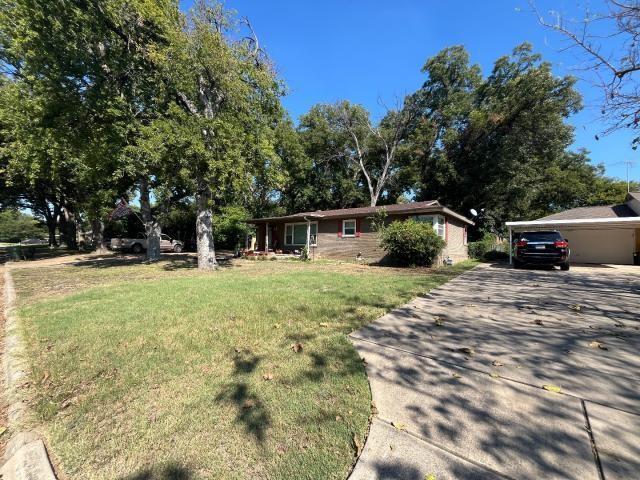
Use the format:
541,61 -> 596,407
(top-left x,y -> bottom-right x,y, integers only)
349,263 -> 640,480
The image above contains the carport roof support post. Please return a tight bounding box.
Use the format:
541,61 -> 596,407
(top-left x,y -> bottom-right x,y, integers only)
509,227 -> 512,264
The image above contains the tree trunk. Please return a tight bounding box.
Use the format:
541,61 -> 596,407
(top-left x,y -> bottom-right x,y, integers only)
140,177 -> 161,262
46,219 -> 57,247
60,207 -> 78,250
91,219 -> 108,254
196,183 -> 217,271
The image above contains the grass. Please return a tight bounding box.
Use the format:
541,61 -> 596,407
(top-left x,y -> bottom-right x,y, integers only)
11,257 -> 476,480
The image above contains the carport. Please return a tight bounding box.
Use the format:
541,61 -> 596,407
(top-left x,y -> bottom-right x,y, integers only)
506,217 -> 640,265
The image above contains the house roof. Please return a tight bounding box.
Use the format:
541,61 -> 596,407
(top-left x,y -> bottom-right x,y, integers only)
536,204 -> 638,221
247,200 -> 475,225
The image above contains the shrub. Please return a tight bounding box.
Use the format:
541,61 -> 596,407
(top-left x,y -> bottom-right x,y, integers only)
379,220 -> 445,267
468,234 -> 508,260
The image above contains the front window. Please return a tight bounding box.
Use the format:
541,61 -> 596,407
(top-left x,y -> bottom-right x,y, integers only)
414,215 -> 446,239
285,223 -> 317,246
342,219 -> 356,237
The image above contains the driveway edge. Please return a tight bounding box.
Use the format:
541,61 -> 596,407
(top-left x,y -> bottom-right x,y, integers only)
1,266 -> 56,480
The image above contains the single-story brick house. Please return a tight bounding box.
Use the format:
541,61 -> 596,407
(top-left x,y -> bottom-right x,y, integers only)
506,192 -> 640,265
246,200 -> 474,263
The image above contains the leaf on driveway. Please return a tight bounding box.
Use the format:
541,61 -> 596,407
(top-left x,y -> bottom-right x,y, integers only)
533,319 -> 544,326
425,475 -> 437,480
371,401 -> 378,415
452,372 -> 462,379
542,384 -> 562,393
0,426 -> 7,437
490,372 -> 500,378
457,347 -> 474,355
434,316 -> 444,326
290,343 -> 303,353
569,304 -> 583,312
466,304 -> 478,308
588,341 -> 608,350
391,421 -> 407,431
491,360 -> 504,367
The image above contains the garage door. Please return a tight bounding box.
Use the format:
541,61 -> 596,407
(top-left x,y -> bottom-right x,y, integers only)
560,228 -> 636,265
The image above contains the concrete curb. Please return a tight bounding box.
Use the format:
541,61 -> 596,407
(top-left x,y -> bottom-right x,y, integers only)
1,266 -> 56,479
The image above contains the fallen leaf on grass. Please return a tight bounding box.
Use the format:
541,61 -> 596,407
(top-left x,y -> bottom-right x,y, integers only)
262,372 -> 274,381
41,371 -> 50,384
234,347 -> 242,353
391,421 -> 406,431
542,384 -> 562,393
290,343 -> 303,353
276,444 -> 287,456
335,415 -> 342,422
353,433 -> 363,456
242,399 -> 257,409
319,322 -> 330,328
273,323 -> 281,329
589,341 -> 608,350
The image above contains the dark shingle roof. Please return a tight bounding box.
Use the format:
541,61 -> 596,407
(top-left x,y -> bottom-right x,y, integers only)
247,200 -> 474,225
538,204 -> 638,221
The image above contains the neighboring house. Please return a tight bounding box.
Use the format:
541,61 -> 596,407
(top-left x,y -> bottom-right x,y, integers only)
246,200 -> 474,263
506,192 -> 640,265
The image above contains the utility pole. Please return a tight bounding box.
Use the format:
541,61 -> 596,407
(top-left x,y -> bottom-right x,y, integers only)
624,160 -> 636,192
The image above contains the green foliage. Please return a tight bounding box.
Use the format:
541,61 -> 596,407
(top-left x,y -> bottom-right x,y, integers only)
0,210 -> 46,242
213,206 -> 251,249
369,207 -> 388,232
405,42 -> 626,232
467,233 -> 508,260
379,220 -> 445,267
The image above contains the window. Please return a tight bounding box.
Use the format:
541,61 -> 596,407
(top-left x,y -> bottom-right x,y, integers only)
285,222 -> 317,246
414,215 -> 446,239
342,219 -> 356,237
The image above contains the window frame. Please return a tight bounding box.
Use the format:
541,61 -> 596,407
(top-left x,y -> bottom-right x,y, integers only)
413,214 -> 446,240
284,222 -> 318,246
342,219 -> 357,238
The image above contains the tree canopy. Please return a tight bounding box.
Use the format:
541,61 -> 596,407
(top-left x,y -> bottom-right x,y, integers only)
0,2 -> 634,255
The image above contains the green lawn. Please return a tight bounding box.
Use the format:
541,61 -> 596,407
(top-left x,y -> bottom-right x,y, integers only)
11,257 -> 476,480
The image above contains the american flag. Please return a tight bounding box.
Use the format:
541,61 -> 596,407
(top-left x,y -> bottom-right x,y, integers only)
108,199 -> 132,220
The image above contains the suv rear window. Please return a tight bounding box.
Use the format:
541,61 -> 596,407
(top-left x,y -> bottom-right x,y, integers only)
517,231 -> 563,242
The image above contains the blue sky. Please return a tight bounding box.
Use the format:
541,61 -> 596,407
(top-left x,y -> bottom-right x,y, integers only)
180,0 -> 638,182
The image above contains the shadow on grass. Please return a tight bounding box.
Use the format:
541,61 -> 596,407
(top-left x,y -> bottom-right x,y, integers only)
122,463 -> 191,480
214,350 -> 271,443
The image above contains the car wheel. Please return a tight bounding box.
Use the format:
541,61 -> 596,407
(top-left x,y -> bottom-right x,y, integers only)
173,244 -> 183,253
560,262 -> 570,271
132,243 -> 143,254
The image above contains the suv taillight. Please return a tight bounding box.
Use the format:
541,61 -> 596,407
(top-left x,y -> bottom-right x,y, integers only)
554,241 -> 568,248
516,240 -> 528,247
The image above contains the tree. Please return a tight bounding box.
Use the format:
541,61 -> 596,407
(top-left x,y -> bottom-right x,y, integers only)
404,43 -> 626,233
532,1 -> 640,146
0,209 -> 46,242
162,1 -> 283,271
